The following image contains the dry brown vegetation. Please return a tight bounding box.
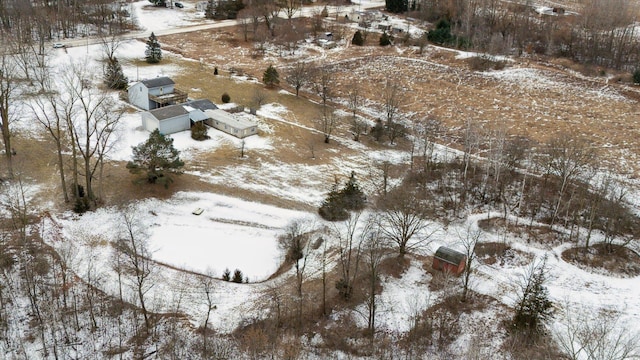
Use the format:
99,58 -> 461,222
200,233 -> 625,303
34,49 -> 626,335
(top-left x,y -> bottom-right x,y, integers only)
156,18 -> 640,178
562,243 -> 640,277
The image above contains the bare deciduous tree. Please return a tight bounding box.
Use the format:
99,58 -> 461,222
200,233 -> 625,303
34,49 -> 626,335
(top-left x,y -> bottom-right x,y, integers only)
458,225 -> 482,302
279,218 -> 314,332
554,305 -> 640,360
0,53 -> 20,179
543,134 -> 595,227
114,206 -> 156,332
332,212 -> 367,300
286,61 -> 310,97
378,187 -> 436,257
317,105 -> 338,144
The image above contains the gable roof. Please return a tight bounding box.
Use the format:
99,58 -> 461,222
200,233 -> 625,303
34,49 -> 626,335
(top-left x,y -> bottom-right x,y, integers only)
434,246 -> 466,266
141,76 -> 174,89
187,99 -> 218,112
149,104 -> 189,120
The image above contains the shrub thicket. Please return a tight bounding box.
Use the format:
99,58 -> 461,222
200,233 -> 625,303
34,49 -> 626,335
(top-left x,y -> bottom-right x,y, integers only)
191,122 -> 209,141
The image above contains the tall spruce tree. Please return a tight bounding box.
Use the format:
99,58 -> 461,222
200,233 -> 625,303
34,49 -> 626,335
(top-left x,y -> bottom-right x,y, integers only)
263,65 -> 280,88
512,257 -> 554,337
105,57 -> 128,90
340,171 -> 366,211
145,32 -> 162,64
127,129 -> 184,187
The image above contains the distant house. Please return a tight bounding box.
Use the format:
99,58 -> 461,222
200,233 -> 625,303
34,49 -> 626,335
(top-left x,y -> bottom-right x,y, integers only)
432,246 -> 467,276
203,109 -> 257,138
128,76 -> 188,110
142,103 -> 208,134
195,0 -> 208,11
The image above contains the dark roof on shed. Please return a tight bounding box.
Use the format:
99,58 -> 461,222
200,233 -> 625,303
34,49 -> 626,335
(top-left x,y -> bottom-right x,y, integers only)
149,104 -> 189,120
141,76 -> 175,89
434,246 -> 466,266
186,99 -> 218,112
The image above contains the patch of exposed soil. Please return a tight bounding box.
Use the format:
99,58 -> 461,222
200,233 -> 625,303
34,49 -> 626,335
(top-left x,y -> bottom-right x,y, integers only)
478,217 -> 565,246
475,241 -> 533,267
561,243 -> 640,278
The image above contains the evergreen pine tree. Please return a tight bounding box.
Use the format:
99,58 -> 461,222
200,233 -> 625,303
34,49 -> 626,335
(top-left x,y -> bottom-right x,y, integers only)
222,268 -> 231,281
319,183 -> 349,221
352,30 -> 364,46
127,129 -> 184,187
339,171 -> 366,211
634,69 -> 640,84
145,32 -> 162,64
105,57 -> 128,90
512,257 -> 554,336
380,32 -> 392,46
263,65 -> 280,88
232,269 -> 244,283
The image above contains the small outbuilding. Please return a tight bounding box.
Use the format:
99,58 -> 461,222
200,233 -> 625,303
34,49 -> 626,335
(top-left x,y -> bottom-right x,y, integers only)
204,109 -> 258,138
142,103 -> 209,135
432,246 -> 467,276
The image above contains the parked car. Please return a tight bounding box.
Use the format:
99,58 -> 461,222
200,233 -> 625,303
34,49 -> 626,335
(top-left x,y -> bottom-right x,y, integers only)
52,43 -> 66,48
174,2 -> 184,8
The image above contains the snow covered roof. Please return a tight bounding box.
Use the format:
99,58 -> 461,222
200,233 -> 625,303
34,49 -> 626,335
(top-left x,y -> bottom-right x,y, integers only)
148,104 -> 189,120
204,109 -> 257,130
141,76 -> 175,89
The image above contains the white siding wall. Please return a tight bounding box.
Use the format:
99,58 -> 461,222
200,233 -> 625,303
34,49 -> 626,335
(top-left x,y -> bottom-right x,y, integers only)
148,85 -> 175,96
158,115 -> 190,135
128,83 -> 150,110
142,112 -> 159,132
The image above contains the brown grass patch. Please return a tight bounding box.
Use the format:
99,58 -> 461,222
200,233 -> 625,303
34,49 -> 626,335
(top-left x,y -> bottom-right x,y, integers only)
478,217 -> 564,246
379,255 -> 411,278
476,242 -> 533,267
561,243 -> 640,278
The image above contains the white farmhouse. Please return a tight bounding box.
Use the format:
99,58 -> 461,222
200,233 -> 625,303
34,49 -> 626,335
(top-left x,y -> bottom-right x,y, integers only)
128,77 -> 188,110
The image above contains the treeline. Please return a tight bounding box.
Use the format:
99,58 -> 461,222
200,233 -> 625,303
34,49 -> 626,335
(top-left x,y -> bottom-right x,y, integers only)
407,0 -> 639,71
0,0 -> 133,45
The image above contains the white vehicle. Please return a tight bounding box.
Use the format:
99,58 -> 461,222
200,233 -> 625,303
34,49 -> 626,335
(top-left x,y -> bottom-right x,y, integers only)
52,43 -> 65,48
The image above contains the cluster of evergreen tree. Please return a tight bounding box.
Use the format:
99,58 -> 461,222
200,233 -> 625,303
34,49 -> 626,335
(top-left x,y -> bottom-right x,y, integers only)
385,0 -> 407,13
205,0 -> 245,20
426,19 -> 470,48
319,172 -> 367,221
